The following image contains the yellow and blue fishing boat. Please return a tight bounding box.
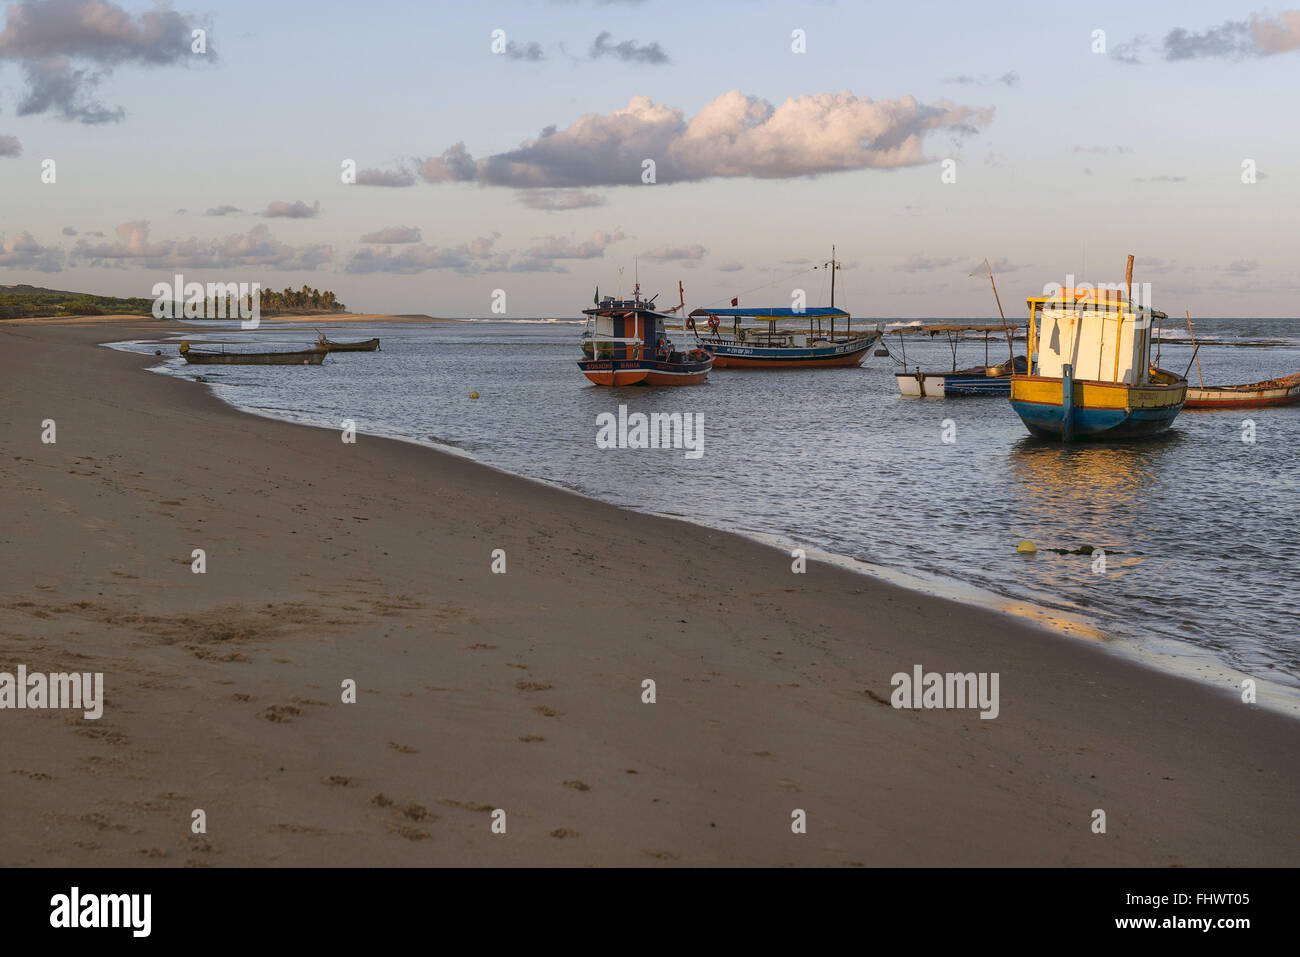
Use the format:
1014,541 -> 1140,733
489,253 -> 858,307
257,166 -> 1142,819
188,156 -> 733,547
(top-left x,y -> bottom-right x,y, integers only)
1009,257 -> 1187,441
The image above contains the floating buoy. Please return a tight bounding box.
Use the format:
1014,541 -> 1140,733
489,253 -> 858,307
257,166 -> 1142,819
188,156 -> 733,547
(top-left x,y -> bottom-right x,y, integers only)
154,349 -> 162,356
469,391 -> 480,399
1016,540 -> 1037,554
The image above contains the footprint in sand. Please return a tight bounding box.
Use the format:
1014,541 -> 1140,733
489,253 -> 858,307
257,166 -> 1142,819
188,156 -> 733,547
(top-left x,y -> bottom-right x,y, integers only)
387,742 -> 418,754
258,705 -> 300,723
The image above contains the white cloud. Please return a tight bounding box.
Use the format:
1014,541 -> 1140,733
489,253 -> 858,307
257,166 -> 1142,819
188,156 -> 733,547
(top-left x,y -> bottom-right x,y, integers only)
417,90 -> 992,188
70,221 -> 332,270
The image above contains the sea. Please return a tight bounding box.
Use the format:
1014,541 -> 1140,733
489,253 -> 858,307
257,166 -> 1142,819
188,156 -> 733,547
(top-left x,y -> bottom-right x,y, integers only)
108,316 -> 1300,710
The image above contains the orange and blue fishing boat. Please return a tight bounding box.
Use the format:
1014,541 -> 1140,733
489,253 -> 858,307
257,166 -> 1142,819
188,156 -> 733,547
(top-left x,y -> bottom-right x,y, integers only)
1009,256 -> 1187,441
578,282 -> 713,386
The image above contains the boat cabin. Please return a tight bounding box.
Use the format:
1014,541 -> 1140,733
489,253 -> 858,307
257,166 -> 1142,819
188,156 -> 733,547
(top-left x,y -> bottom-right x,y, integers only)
1025,288 -> 1166,385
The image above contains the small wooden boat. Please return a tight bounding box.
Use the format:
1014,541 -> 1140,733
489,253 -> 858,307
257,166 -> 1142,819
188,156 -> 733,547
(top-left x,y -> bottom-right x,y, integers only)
316,332 -> 380,352
892,324 -> 1025,397
1008,256 -> 1186,441
579,282 -> 713,386
179,341 -> 326,365
1185,372 -> 1300,409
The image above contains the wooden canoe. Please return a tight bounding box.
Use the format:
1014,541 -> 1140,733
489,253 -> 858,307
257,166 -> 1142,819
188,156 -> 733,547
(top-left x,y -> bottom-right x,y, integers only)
179,341 -> 326,365
316,333 -> 380,352
1184,371 -> 1300,409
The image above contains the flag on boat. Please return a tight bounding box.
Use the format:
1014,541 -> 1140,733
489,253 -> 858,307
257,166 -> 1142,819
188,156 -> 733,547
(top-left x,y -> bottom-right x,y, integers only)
730,297 -> 738,306
594,286 -> 599,304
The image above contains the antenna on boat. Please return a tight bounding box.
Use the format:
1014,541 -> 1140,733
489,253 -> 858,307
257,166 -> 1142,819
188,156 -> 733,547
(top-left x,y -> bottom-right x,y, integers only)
617,266 -> 624,300
634,257 -> 640,303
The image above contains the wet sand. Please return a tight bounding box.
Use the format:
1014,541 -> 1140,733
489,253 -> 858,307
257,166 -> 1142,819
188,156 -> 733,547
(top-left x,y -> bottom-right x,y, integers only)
1,317 -> 1296,866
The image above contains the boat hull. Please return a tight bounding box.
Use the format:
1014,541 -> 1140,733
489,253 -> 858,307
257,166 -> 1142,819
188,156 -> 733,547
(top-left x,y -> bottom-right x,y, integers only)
1185,374 -> 1300,409
701,332 -> 880,369
1009,374 -> 1186,440
320,338 -> 380,352
896,372 -> 1011,397
181,349 -> 326,365
578,356 -> 711,386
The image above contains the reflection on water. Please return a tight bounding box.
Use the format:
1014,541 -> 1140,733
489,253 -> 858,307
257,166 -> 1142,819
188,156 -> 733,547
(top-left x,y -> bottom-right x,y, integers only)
116,317 -> 1300,696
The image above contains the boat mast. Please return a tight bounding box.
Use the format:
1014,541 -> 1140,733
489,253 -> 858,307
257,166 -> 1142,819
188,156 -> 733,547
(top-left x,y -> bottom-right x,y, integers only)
976,258 -> 1015,363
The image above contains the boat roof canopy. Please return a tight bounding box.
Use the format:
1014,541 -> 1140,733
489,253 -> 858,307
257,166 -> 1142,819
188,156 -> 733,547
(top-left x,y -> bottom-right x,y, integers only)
893,323 -> 1019,334
1027,289 -> 1167,319
688,307 -> 849,319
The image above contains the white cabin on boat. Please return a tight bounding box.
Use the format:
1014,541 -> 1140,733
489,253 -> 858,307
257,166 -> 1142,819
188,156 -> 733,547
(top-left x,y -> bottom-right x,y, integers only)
1030,288 -> 1163,385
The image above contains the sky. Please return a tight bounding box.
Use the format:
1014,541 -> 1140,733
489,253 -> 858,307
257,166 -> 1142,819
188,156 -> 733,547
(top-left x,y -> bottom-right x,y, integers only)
0,0 -> 1297,318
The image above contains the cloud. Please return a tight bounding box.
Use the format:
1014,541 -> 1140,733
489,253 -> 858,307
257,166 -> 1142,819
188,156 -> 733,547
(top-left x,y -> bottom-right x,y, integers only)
204,204 -> 242,216
0,134 -> 22,156
1072,145 -> 1134,154
718,263 -> 743,272
503,40 -> 545,61
416,90 -> 992,189
644,244 -> 706,262
942,70 -> 1018,86
1111,36 -> 1148,64
343,229 -> 624,275
0,231 -> 63,271
518,189 -> 607,210
360,225 -> 422,244
419,142 -> 477,183
589,31 -> 669,64
1164,21 -> 1254,60
263,200 -> 320,219
356,167 -> 417,187
1251,10 -> 1300,53
900,254 -> 959,273
0,0 -> 211,123
1225,259 -> 1259,274
1116,11 -> 1300,63
62,226 -> 78,235
522,229 -> 624,260
1135,174 -> 1187,183
70,221 -> 332,270
344,234 -> 499,275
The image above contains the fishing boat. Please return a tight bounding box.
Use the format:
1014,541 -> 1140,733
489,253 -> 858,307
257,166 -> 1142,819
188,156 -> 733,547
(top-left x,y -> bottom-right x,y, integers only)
179,341 -> 326,365
686,249 -> 880,368
578,281 -> 713,386
892,324 -> 1025,397
1185,372 -> 1300,409
1008,256 -> 1187,441
316,332 -> 380,352
1176,312 -> 1300,408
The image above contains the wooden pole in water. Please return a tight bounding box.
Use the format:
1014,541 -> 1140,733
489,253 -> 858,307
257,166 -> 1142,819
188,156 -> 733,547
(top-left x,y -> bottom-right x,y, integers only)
1185,310 -> 1205,388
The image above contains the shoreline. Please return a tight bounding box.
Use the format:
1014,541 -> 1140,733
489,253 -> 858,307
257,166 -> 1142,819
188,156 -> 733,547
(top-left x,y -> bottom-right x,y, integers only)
2,317 -> 1298,866
116,326 -> 1300,719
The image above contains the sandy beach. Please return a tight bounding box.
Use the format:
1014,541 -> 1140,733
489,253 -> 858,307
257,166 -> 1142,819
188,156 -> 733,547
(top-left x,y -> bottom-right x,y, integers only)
1,317 -> 1297,867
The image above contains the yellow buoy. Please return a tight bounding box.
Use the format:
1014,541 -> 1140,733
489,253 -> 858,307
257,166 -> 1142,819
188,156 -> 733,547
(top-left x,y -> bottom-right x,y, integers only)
1016,540 -> 1037,554
469,391 -> 480,399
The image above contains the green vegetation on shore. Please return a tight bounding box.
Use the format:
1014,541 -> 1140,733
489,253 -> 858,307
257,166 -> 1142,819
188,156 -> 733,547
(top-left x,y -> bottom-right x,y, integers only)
260,286 -> 345,314
0,284 -> 154,319
1,283 -> 349,319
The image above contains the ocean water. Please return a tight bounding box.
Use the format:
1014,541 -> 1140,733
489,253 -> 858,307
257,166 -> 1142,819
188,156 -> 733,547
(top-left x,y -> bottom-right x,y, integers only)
113,317 -> 1300,700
